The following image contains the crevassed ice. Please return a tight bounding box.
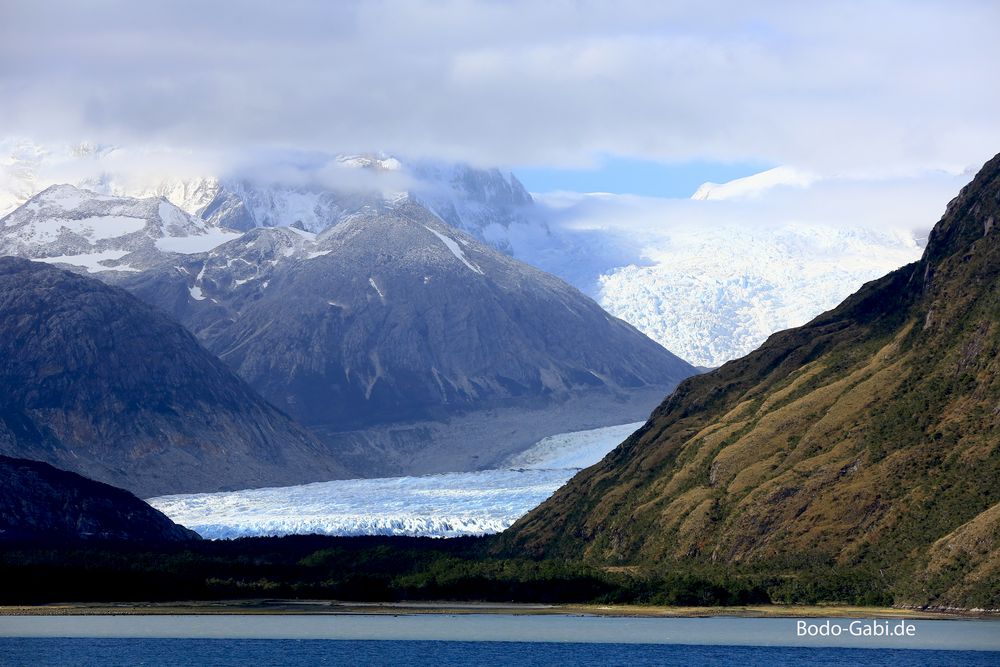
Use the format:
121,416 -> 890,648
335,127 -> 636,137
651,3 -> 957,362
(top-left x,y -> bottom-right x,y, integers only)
148,422 -> 642,540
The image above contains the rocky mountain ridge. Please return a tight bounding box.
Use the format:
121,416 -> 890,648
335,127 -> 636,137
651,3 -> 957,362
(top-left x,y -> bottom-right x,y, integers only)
0,184 -> 239,273
0,456 -> 199,543
116,201 -> 695,475
500,153 -> 1000,609
1,185 -> 693,478
1,139 -> 934,369
0,257 -> 349,496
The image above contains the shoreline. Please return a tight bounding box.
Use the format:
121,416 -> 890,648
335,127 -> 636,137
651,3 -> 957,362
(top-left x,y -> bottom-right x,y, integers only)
1,600 -> 995,619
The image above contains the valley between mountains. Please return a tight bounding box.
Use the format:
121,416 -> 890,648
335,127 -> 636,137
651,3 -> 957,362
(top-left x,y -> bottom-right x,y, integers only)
499,153 -> 1000,610
0,149 -> 997,611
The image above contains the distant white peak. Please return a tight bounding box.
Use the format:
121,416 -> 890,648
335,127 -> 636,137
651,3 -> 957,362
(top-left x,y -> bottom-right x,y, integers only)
286,224 -> 317,240
114,176 -> 223,216
30,185 -> 206,234
158,199 -> 209,235
691,166 -> 817,201
68,141 -> 116,159
336,154 -> 403,171
32,183 -> 115,208
2,137 -> 46,165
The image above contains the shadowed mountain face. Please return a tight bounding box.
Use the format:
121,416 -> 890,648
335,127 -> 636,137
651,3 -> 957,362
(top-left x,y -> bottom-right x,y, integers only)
116,202 -> 695,475
0,184 -> 694,477
0,456 -> 199,543
500,154 -> 1000,609
0,257 -> 349,497
135,203 -> 690,424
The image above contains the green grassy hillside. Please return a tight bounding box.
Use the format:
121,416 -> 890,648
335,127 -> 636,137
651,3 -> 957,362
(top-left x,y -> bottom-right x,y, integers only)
499,154 -> 1000,610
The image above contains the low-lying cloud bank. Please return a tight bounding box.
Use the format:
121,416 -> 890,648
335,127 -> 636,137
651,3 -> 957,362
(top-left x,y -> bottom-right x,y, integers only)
1,1 -> 998,174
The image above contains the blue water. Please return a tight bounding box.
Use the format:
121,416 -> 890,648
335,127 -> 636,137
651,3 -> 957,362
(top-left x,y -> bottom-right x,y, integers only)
2,638 -> 999,666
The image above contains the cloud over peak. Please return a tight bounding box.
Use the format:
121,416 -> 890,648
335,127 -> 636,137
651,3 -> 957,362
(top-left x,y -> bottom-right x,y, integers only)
1,1 -> 998,173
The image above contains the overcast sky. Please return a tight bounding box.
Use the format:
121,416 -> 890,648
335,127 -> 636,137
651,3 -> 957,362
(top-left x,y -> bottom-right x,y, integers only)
2,0 -> 999,180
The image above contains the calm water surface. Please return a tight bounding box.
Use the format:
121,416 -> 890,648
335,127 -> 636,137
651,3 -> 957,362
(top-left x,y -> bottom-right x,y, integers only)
2,638 -> 1000,667
2,615 -> 999,666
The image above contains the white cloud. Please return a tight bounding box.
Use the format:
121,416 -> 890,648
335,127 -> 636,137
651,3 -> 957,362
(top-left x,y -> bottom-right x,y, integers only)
1,1 -> 998,174
535,169 -> 967,243
515,165 -> 966,307
691,166 -> 818,200
516,167 -> 967,366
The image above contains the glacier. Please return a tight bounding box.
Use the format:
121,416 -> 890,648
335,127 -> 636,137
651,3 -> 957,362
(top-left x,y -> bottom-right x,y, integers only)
2,139 -> 961,368
148,421 -> 642,540
594,224 -> 925,368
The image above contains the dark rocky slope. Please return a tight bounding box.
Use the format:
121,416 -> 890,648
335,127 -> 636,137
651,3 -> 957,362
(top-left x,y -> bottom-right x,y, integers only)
1,185 -> 693,477
118,203 -> 695,475
500,153 -> 1000,609
0,455 -> 198,543
0,257 -> 348,496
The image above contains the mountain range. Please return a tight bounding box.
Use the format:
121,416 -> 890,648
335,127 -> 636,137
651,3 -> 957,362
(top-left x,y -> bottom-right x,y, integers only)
0,257 -> 348,496
501,153 -> 1000,609
0,183 -> 693,479
1,139 -> 930,368
0,137 -> 996,609
119,198 -> 692,474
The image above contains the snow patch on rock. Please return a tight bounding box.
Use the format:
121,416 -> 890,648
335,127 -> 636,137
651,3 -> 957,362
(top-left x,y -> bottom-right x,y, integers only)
423,225 -> 484,275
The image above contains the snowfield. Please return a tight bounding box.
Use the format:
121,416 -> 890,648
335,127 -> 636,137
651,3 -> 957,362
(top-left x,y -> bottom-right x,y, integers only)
148,422 -> 642,540
3,141 -> 955,369
153,227 -> 241,254
35,249 -> 135,273
595,224 -> 924,367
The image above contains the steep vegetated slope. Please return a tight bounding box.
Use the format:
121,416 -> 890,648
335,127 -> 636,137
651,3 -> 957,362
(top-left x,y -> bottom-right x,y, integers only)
0,456 -> 199,543
0,257 -> 348,496
502,154 -> 1000,609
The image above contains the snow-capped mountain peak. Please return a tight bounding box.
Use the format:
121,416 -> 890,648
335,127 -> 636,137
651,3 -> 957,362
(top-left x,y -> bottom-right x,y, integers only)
0,140 -> 541,248
691,166 -> 817,200
337,154 -> 403,171
0,184 -> 238,273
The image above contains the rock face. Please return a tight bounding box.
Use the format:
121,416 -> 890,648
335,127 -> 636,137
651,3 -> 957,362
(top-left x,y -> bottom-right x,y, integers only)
409,162 -> 537,254
0,456 -> 199,543
1,140 -> 937,371
0,257 -> 348,496
0,184 -> 238,273
501,153 -> 1000,609
117,202 -> 695,475
0,184 -> 695,478
0,143 -> 541,252
86,154 -> 537,249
